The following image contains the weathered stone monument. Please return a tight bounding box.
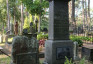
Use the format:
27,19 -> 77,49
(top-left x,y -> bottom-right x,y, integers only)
11,36 -> 39,64
45,0 -> 74,64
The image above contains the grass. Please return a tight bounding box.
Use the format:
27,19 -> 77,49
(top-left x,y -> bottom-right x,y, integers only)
0,43 -> 5,46
0,54 -> 44,64
8,38 -> 13,42
0,43 -> 11,64
40,58 -> 44,64
0,55 -> 11,64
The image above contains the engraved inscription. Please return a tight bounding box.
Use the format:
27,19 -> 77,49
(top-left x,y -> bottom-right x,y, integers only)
56,47 -> 71,60
54,2 -> 69,40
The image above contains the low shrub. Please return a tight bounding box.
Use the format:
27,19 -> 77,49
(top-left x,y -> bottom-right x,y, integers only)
0,56 -> 10,64
8,38 -> 13,42
37,32 -> 48,40
37,32 -> 48,46
70,35 -> 83,47
64,57 -> 73,64
64,57 -> 91,64
71,38 -> 83,47
70,35 -> 93,46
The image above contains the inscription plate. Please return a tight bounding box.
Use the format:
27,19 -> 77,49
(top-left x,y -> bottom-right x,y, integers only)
56,47 -> 71,60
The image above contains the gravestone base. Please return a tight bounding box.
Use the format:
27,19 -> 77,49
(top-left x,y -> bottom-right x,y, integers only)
82,46 -> 93,61
45,40 -> 74,64
16,52 -> 38,64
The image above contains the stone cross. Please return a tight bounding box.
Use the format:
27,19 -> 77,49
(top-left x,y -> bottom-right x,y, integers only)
45,0 -> 74,64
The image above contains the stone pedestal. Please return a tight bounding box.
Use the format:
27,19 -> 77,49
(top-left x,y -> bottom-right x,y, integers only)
45,40 -> 73,64
45,0 -> 74,64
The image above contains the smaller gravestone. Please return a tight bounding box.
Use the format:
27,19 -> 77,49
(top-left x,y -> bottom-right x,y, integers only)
82,46 -> 93,61
22,29 -> 28,35
30,22 -> 33,33
11,36 -> 39,64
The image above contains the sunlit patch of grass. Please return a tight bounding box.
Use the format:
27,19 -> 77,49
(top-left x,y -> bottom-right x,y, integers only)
0,55 -> 44,64
0,55 -> 11,64
8,38 -> 13,42
0,43 -> 5,46
40,58 -> 44,64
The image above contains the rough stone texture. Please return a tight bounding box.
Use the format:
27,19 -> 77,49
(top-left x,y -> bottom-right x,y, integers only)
16,52 -> 37,64
11,36 -> 39,64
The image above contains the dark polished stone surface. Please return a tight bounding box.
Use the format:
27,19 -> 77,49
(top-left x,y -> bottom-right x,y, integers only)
48,1 -> 69,40
45,0 -> 73,64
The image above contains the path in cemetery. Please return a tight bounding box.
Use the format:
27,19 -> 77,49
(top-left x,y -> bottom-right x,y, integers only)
0,45 -> 11,55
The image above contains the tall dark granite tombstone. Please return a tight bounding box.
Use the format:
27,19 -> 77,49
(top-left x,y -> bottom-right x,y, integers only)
45,0 -> 74,64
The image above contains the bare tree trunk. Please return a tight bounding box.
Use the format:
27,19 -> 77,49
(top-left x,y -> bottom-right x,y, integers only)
85,0 -> 88,28
6,0 -> 10,32
82,0 -> 85,32
38,15 -> 41,33
38,0 -> 42,33
88,0 -> 90,29
13,15 -> 15,34
72,0 -> 76,33
20,3 -> 24,34
69,1 -> 72,23
1,23 -> 4,43
72,0 -> 75,22
2,23 -> 4,35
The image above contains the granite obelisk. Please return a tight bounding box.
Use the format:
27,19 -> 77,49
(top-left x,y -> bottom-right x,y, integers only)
45,0 -> 74,64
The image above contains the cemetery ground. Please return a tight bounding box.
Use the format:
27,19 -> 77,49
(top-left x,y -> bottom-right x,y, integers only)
0,42 -> 93,64
0,0 -> 93,64
0,33 -> 93,64
0,43 -> 45,64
